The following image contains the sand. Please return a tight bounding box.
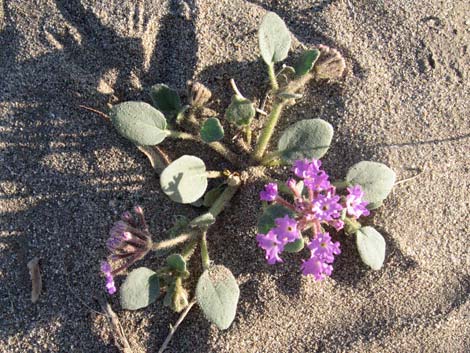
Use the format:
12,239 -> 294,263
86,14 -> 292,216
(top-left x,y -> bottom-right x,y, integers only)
1,0 -> 469,352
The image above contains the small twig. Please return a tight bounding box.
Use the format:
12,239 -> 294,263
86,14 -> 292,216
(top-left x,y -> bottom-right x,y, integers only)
394,168 -> 425,186
158,298 -> 197,353
79,105 -> 110,121
98,297 -> 133,353
255,108 -> 268,116
155,146 -> 171,165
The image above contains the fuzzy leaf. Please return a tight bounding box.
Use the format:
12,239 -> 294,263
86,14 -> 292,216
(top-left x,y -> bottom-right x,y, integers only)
110,101 -> 169,146
189,212 -> 216,228
196,265 -> 239,330
120,267 -> 160,310
346,161 -> 396,204
278,119 -> 333,163
294,49 -> 320,76
166,254 -> 187,272
160,155 -> 208,204
257,204 -> 295,234
258,12 -> 291,64
284,237 -> 305,253
200,117 -> 224,143
225,95 -> 256,126
149,84 -> 182,120
356,226 -> 386,270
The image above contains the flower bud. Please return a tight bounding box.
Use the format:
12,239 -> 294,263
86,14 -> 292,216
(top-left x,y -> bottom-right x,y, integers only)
188,81 -> 212,107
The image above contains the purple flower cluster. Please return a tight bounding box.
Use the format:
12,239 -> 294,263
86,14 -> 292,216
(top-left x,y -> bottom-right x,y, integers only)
257,159 -> 370,281
100,206 -> 152,294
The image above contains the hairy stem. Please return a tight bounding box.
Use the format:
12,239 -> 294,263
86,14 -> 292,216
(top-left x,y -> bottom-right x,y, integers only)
157,298 -> 197,353
151,232 -> 195,251
252,101 -> 285,161
208,175 -> 241,218
181,236 -> 199,260
168,130 -> 242,167
260,150 -> 282,166
200,231 -> 210,270
267,64 -> 279,90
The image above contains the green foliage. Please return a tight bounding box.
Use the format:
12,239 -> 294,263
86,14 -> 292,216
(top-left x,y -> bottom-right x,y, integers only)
110,101 -> 169,146
160,155 -> 208,204
149,84 -> 182,121
200,117 -> 224,143
166,254 -> 187,273
258,12 -> 291,64
196,265 -> 240,330
355,226 -> 386,270
257,204 -> 295,234
225,95 -> 256,126
277,119 -> 333,163
294,49 -> 320,76
120,267 -> 160,310
346,161 -> 396,204
284,237 -> 305,253
189,212 -> 216,228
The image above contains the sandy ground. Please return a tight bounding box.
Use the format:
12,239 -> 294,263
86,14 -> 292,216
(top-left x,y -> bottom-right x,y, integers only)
1,0 -> 469,352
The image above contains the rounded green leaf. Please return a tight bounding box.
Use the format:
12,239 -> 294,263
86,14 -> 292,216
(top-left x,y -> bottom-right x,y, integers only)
294,49 -> 320,76
284,237 -> 305,253
196,265 -> 239,330
110,101 -> 169,146
258,12 -> 291,64
346,161 -> 396,204
160,155 -> 208,204
257,204 -> 295,234
200,117 -> 224,143
356,226 -> 386,270
149,84 -> 182,120
166,254 -> 187,272
278,119 -> 334,163
120,267 -> 160,310
225,95 -> 255,126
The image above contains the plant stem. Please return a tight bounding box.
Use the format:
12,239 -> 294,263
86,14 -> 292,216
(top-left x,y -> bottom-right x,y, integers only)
208,175 -> 241,218
200,231 -> 210,270
181,236 -> 199,260
245,126 -> 252,146
251,101 -> 285,161
157,298 -> 197,353
151,232 -> 196,251
260,150 -> 282,166
206,171 -> 224,179
230,78 -> 243,97
267,64 -> 279,90
168,130 -> 242,167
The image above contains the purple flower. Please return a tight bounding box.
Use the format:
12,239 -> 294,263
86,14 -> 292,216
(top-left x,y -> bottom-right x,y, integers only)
260,183 -> 278,202
345,185 -> 370,218
304,171 -> 331,192
311,194 -> 342,221
101,261 -> 117,295
273,215 -> 300,243
292,159 -> 322,179
330,219 -> 344,231
308,232 -> 341,262
256,230 -> 285,265
301,256 -> 333,281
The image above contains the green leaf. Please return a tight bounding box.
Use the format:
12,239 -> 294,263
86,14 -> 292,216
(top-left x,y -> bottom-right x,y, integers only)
257,204 -> 295,234
225,95 -> 256,126
110,101 -> 169,146
189,212 -> 216,228
149,84 -> 182,120
346,161 -> 396,204
294,49 -> 320,76
284,237 -> 305,253
196,265 -> 240,330
203,184 -> 226,208
200,118 -> 224,143
160,155 -> 208,204
367,201 -> 383,210
356,226 -> 386,270
120,267 -> 160,310
166,254 -> 187,272
278,119 -> 334,163
258,12 -> 291,64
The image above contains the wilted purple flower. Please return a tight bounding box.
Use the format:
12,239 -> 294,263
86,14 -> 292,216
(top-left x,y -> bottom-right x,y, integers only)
260,182 -> 278,202
256,230 -> 284,265
101,208 -> 153,295
273,215 -> 300,243
345,185 -> 370,218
